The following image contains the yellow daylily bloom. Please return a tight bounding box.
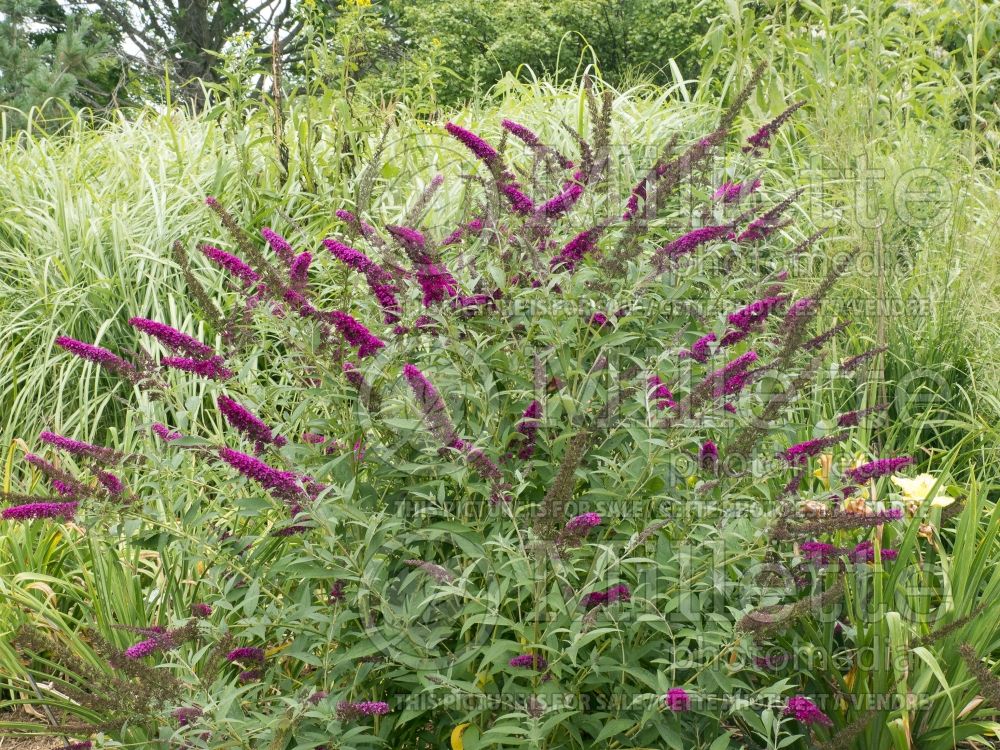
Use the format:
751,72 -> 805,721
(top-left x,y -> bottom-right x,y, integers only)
813,453 -> 833,489
265,640 -> 292,658
451,723 -> 471,750
891,473 -> 955,509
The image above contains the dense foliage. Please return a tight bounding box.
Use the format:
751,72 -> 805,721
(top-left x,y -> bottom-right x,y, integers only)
2,2 -> 999,750
3,70 -> 999,749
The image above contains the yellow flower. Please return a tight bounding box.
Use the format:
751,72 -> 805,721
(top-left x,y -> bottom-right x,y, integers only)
891,473 -> 954,509
431,37 -> 442,48
813,453 -> 833,489
686,475 -> 698,488
451,723 -> 471,750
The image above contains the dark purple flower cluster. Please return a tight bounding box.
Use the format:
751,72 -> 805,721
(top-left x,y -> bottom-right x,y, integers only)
124,626 -> 190,660
1,501 -> 78,521
218,447 -> 303,501
699,440 -> 718,470
336,700 -> 391,721
39,431 -> 121,464
712,179 -> 761,203
515,399 -> 542,459
129,317 -> 215,358
679,333 -> 716,363
836,403 -> 888,427
783,297 -> 815,328
783,695 -> 832,726
152,423 -> 182,441
500,118 -> 538,145
550,227 -> 604,272
581,583 -> 631,609
226,646 -> 265,664
55,336 -> 133,376
289,252 -> 312,289
846,457 -> 913,483
445,122 -> 499,165
558,512 -> 601,547
656,224 -> 732,262
509,653 -> 548,671
218,395 -> 286,450
161,355 -> 233,380
172,706 -> 203,726
781,433 -> 846,464
416,264 -> 459,306
96,470 -> 124,495
743,101 -> 805,155
538,171 -> 585,217
323,238 -> 401,323
327,311 -> 385,358
648,375 -> 675,410
200,245 -> 260,287
727,295 -> 788,331
402,364 -> 459,447
664,687 -> 690,712
261,227 -> 295,265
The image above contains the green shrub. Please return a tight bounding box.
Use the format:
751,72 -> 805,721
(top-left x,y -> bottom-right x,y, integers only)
3,72 -> 997,750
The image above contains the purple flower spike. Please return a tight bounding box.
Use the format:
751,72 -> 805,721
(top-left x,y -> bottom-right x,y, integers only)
336,700 -> 391,721
261,227 -> 295,265
39,431 -> 121,464
784,695 -> 832,726
846,457 -> 914,483
172,707 -> 203,726
538,171 -> 585,217
509,653 -> 548,671
191,603 -> 213,618
648,375 -> 675,411
565,512 -> 601,532
129,317 -> 215,358
327,311 -> 386,358
515,400 -> 542,460
226,646 -> 265,664
152,423 -> 182,441
199,245 -> 260,287
218,447 -> 303,501
289,252 -> 311,288
498,181 -> 535,214
218,395 -> 285,450
162,356 -> 233,381
699,440 -> 718,471
96,470 -> 124,496
727,296 -> 788,331
550,226 -> 604,272
656,225 -> 732,262
679,333 -> 717,364
500,118 -> 539,145
781,434 -> 847,464
124,637 -> 162,660
664,688 -> 690,712
55,336 -> 133,375
1,501 -> 78,521
712,179 -> 762,203
416,264 -> 459,307
445,122 -> 499,165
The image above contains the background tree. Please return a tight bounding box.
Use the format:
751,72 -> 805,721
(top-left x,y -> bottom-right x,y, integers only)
72,0 -> 307,104
0,0 -> 117,128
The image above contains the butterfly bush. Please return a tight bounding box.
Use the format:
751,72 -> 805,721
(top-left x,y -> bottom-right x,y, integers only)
5,70 -> 973,750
